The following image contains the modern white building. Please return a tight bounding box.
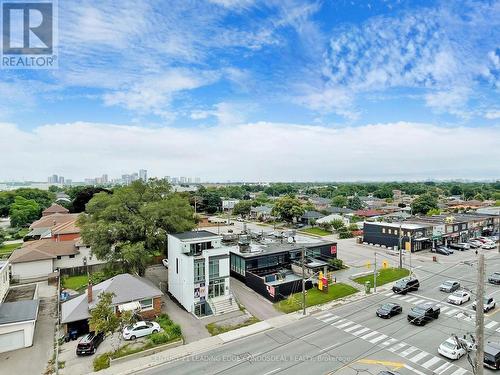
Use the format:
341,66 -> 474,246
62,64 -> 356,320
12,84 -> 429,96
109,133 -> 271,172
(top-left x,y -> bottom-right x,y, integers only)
0,261 -> 9,302
222,199 -> 240,211
167,231 -> 237,317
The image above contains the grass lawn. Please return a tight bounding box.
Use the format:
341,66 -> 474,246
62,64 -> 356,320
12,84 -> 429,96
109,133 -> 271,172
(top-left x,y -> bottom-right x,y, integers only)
274,283 -> 358,313
62,275 -> 89,291
206,316 -> 260,336
0,243 -> 22,256
353,267 -> 410,288
300,227 -> 331,236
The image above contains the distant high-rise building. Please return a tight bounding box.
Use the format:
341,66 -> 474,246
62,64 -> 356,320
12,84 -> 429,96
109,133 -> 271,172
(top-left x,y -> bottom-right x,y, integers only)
180,176 -> 187,184
131,173 -> 139,181
48,174 -> 59,183
195,177 -> 201,184
139,169 -> 147,182
64,179 -> 72,186
187,177 -> 192,183
171,177 -> 178,184
58,176 -> 65,184
102,174 -> 108,184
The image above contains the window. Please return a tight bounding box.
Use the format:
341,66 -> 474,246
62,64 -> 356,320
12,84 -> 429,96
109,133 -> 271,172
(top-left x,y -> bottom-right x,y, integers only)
194,259 -> 205,283
176,258 -> 179,274
382,228 -> 386,233
69,255 -> 75,258
189,241 -> 213,255
57,256 -> 62,260
209,259 -> 219,279
139,298 -> 153,310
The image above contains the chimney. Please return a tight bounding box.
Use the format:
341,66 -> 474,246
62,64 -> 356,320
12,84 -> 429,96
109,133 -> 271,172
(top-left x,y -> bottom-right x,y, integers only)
87,283 -> 93,303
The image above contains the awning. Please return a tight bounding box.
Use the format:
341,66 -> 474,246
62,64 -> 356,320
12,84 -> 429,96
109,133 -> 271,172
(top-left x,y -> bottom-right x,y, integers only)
118,301 -> 141,312
414,237 -> 430,242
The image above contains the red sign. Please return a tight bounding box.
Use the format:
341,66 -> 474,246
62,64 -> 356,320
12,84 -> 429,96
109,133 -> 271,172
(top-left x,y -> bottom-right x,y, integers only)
330,245 -> 337,255
266,285 -> 275,298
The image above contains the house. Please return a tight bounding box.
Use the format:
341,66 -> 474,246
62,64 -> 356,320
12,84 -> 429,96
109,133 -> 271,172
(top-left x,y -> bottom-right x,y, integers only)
55,192 -> 71,204
309,197 -> 331,210
51,220 -> 80,241
42,203 -> 69,216
0,300 -> 39,353
9,238 -> 105,282
250,205 -> 273,221
354,209 -> 384,218
324,206 -> 355,215
299,211 -> 325,225
222,199 -> 240,211
363,222 -> 433,252
0,261 -> 9,302
168,231 -> 237,317
316,214 -> 350,226
26,213 -> 80,240
61,273 -> 162,334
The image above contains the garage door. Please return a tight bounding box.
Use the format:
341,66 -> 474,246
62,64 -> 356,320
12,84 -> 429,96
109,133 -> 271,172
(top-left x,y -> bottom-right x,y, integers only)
0,330 -> 25,353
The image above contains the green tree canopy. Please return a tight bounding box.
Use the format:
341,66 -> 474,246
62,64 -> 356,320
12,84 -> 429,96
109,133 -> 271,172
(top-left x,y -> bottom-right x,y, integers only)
331,195 -> 348,207
9,196 -> 41,227
233,200 -> 253,217
411,193 -> 439,215
271,195 -> 305,223
89,292 -> 120,336
347,196 -> 363,210
79,180 -> 195,275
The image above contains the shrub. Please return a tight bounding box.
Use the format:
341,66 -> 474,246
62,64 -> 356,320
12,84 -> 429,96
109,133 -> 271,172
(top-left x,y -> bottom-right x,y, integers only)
329,258 -> 344,270
93,353 -> 110,371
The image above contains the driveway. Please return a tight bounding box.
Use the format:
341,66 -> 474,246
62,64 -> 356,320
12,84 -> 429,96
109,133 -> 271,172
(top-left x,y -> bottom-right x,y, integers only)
0,281 -> 57,375
230,277 -> 282,320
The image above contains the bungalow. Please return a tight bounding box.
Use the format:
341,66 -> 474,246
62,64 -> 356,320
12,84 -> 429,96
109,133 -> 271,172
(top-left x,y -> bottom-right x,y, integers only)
9,238 -> 105,282
26,213 -> 79,240
316,214 -> 350,226
60,273 -> 163,334
299,211 -> 325,225
42,203 -> 69,216
354,209 -> 384,219
250,205 -> 273,221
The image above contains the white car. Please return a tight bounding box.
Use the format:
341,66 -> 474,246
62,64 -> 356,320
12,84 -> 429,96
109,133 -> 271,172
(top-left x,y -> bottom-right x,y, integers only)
438,337 -> 475,360
482,242 -> 496,249
448,290 -> 471,305
122,321 -> 161,340
162,259 -> 169,268
472,297 -> 496,312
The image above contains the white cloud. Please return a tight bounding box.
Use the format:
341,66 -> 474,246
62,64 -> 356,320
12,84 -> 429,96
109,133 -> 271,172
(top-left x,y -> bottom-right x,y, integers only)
1,121 -> 499,181
190,102 -> 248,125
485,110 -> 500,120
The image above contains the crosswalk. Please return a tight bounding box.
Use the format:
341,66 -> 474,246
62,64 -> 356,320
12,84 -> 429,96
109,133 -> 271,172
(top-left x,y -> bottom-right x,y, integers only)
314,312 -> 471,375
383,291 -> 500,331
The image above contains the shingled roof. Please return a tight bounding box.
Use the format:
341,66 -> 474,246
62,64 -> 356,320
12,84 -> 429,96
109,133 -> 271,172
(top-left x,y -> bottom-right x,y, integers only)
42,203 -> 69,216
9,239 -> 79,263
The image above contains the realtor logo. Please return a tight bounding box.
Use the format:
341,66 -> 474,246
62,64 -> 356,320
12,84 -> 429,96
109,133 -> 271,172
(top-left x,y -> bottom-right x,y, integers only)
1,0 -> 58,68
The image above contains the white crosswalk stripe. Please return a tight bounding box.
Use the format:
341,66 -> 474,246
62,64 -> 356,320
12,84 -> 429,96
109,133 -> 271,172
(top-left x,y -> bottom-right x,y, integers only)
379,338 -> 398,347
445,308 -> 459,316
409,351 -> 429,363
335,321 -> 355,329
405,297 -> 418,303
399,296 -> 413,301
485,321 -> 499,329
420,356 -> 442,369
496,327 -> 500,333
384,292 -> 394,296
387,342 -> 406,353
360,331 -> 379,340
392,294 -> 403,299
439,305 -> 450,312
400,346 -> 419,357
344,324 -> 363,332
369,334 -> 388,344
413,299 -> 426,305
322,315 -> 340,323
315,312 -> 333,320
330,319 -> 346,327
352,327 -> 370,336
448,368 -> 468,375
434,362 -> 454,374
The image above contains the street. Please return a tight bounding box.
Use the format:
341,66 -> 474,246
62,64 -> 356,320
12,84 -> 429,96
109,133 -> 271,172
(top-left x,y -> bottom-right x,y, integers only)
138,245 -> 499,375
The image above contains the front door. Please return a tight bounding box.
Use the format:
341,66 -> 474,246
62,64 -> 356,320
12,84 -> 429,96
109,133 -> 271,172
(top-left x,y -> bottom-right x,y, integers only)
208,279 -> 225,298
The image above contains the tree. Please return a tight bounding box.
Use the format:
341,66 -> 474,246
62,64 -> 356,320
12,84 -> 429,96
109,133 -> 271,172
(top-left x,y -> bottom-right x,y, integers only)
450,185 -> 462,196
233,201 -> 252,217
473,193 -> 485,201
252,192 -> 270,206
0,228 -> 5,246
79,180 -> 195,275
9,196 -> 41,227
347,196 -> 363,210
331,195 -> 348,207
330,219 -> 345,231
411,193 -> 438,215
72,187 -> 111,213
426,208 -> 441,216
271,195 -> 305,223
89,292 -> 120,337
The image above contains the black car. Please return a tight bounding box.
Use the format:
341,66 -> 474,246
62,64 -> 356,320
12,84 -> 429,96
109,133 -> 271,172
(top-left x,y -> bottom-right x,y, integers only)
392,278 -> 420,294
407,304 -> 440,326
484,342 -> 500,370
488,272 -> 500,285
433,246 -> 451,255
76,331 -> 104,356
449,243 -> 469,251
376,303 -> 403,319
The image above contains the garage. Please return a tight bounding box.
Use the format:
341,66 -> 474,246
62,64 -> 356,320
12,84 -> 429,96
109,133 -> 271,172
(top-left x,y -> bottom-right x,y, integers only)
0,330 -> 24,352
0,300 -> 39,353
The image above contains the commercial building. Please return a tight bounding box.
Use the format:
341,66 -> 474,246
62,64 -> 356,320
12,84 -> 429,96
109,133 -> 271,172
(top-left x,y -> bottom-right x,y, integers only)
363,222 -> 433,252
167,231 -> 238,317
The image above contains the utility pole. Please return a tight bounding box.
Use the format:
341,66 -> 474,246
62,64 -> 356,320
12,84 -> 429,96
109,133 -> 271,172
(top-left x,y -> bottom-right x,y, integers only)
475,253 -> 485,375
398,222 -> 403,269
302,247 -> 306,316
374,252 -> 377,293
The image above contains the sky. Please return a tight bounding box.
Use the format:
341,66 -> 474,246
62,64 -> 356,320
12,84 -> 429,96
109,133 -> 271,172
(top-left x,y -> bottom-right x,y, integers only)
0,0 -> 499,182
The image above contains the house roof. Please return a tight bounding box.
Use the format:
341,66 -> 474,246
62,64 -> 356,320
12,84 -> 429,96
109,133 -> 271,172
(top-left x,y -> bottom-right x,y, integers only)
0,300 -> 39,325
52,220 -> 80,235
316,214 -> 347,224
170,230 -> 221,241
42,203 -> 69,215
354,209 -> 384,217
251,205 -> 273,214
9,239 -> 79,264
300,211 -> 325,220
30,213 -> 79,229
61,273 -> 163,324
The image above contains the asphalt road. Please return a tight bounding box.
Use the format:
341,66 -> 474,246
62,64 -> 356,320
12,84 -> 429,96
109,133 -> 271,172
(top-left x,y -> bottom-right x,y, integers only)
139,246 -> 499,375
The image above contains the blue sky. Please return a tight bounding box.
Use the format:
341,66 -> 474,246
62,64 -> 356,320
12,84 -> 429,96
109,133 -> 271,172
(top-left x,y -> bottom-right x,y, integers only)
1,0 -> 499,181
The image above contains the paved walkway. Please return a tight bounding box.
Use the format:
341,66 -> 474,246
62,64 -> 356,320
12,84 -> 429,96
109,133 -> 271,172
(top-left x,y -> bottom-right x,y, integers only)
230,277 -> 282,320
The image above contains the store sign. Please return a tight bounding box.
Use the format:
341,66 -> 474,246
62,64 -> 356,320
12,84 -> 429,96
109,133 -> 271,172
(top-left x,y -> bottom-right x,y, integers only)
330,245 -> 337,255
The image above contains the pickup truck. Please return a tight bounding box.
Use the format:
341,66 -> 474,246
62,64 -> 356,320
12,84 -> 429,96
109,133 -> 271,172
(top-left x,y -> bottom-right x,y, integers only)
407,303 -> 440,326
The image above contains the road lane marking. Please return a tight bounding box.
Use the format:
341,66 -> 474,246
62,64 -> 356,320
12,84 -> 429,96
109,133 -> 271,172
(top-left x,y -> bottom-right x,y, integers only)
262,368 -> 281,375
439,305 -> 449,311
496,327 -> 500,333
399,346 -> 419,357
344,324 -> 363,332
387,343 -> 406,352
379,338 -> 398,347
448,368 -> 468,375
316,312 -> 333,320
399,296 -> 412,301
352,327 -> 370,336
434,362 -> 454,374
322,315 -> 340,323
445,308 -> 459,316
330,319 -> 346,326
360,331 -> 379,340
322,343 -> 341,352
409,351 -> 429,363
404,364 -> 428,375
392,294 -> 403,299
368,334 -> 387,344
335,321 -> 355,329
485,321 -> 498,329
421,356 -> 441,369
385,292 -> 394,296
405,297 -> 418,303
413,299 -> 426,305
357,359 -> 404,369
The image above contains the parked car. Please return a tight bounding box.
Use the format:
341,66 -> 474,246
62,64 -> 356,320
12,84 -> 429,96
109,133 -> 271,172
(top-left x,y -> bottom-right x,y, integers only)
377,372 -> 400,375
433,246 -> 451,255
407,303 -> 440,325
447,290 -> 471,305
392,278 -> 420,294
467,240 -> 480,249
439,280 -> 461,293
438,336 -> 475,360
123,321 -> 161,340
488,272 -> 500,285
472,297 -> 496,313
376,303 -> 403,319
449,243 -> 469,251
482,242 -> 496,249
76,331 -> 105,355
484,342 -> 500,370
162,258 -> 169,268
